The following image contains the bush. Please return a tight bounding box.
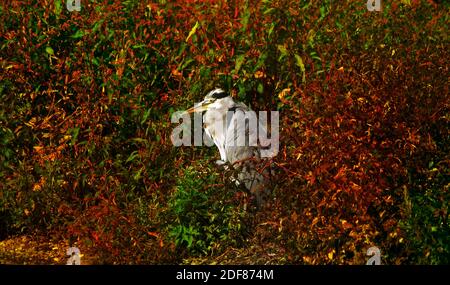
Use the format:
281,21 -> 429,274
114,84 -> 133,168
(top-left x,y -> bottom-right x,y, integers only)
400,160 -> 449,264
0,0 -> 448,264
168,164 -> 249,257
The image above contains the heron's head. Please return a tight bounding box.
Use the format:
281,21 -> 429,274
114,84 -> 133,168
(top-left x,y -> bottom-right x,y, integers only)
185,88 -> 231,114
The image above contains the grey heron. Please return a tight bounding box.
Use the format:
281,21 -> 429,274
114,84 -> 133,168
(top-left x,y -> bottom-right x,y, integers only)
186,88 -> 271,207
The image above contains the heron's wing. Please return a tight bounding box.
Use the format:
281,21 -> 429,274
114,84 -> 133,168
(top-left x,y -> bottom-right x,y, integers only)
224,103 -> 257,141
203,125 -> 213,140
232,104 -> 277,158
223,103 -> 271,207
224,106 -> 260,164
255,113 -> 278,158
203,110 -> 228,161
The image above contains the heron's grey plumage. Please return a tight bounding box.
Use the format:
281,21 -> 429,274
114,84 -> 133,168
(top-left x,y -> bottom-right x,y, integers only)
191,89 -> 270,206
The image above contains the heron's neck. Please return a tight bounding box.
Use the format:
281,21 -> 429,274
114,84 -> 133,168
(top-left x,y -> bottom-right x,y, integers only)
213,97 -> 235,110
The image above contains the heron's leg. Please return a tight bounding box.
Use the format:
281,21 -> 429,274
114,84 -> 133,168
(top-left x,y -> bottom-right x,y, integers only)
231,176 -> 241,185
216,160 -> 233,173
215,160 -> 240,185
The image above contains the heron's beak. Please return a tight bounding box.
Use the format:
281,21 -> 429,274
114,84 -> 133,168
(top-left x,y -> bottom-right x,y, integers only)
185,101 -> 211,114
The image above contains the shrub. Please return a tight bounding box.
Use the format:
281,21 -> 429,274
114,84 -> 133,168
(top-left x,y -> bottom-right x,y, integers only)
0,0 -> 448,264
168,164 -> 249,257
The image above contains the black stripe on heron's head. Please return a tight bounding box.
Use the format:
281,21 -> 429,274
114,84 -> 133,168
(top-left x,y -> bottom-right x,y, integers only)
207,89 -> 228,99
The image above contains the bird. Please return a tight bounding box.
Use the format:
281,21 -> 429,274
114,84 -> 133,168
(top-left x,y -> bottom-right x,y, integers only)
185,88 -> 271,207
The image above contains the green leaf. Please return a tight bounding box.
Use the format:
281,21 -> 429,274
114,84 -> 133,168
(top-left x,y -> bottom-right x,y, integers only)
92,57 -> 99,66
241,10 -> 250,30
401,0 -> 412,5
69,127 -> 80,146
132,44 -> 146,49
133,167 -> 143,181
131,138 -> 148,144
55,0 -> 62,17
295,54 -> 306,83
141,109 -> 151,125
45,46 -> 54,56
186,21 -> 200,42
186,234 -> 193,247
263,8 -> 275,15
71,30 -> 85,39
320,6 -> 326,19
92,19 -> 105,33
310,51 -> 322,61
267,23 -> 275,38
234,54 -> 246,73
126,151 -> 139,163
257,83 -> 264,94
180,58 -> 195,70
277,45 -> 288,58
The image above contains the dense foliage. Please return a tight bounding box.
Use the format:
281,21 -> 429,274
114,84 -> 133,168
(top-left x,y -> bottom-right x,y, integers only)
0,0 -> 448,264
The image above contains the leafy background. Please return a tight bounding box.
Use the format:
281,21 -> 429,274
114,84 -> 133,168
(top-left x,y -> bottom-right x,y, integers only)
0,0 -> 448,264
